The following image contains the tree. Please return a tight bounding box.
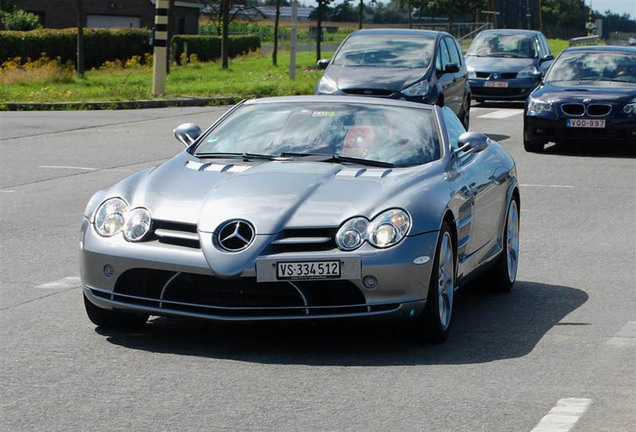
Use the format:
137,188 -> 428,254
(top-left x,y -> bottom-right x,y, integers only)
203,0 -> 264,68
314,0 -> 334,62
426,0 -> 487,29
542,0 -> 589,38
272,0 -> 281,65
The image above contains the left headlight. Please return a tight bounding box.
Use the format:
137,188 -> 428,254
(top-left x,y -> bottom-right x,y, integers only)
367,209 -> 411,248
335,209 -> 411,251
623,102 -> 636,114
517,66 -> 540,79
402,80 -> 430,97
94,198 -> 128,237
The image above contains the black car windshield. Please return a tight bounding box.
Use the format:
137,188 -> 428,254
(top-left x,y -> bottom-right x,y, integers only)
194,102 -> 441,167
467,33 -> 538,58
545,51 -> 636,84
331,34 -> 434,68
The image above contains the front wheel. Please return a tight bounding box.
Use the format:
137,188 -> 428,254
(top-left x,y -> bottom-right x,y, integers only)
417,222 -> 456,343
84,294 -> 148,329
487,198 -> 520,292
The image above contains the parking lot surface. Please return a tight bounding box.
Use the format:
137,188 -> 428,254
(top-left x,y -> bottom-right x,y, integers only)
1,103 -> 634,431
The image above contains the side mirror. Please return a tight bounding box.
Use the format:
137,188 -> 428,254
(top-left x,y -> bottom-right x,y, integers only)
541,54 -> 554,62
444,63 -> 460,73
317,58 -> 331,70
454,132 -> 489,156
173,123 -> 202,147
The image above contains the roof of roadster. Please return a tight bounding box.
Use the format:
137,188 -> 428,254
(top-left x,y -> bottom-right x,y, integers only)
242,95 -> 437,111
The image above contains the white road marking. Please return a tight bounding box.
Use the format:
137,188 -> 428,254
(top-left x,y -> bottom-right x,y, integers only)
608,321 -> 636,347
478,109 -> 523,119
530,398 -> 592,432
0,190 -> 15,193
36,276 -> 81,289
520,184 -> 575,189
39,165 -> 98,171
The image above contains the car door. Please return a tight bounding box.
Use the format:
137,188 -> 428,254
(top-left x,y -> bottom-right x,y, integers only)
442,107 -> 505,257
434,37 -> 464,115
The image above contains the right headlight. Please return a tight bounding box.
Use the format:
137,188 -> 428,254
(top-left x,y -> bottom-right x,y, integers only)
402,80 -> 430,97
622,102 -> 636,114
317,76 -> 338,94
527,97 -> 553,115
94,198 -> 128,237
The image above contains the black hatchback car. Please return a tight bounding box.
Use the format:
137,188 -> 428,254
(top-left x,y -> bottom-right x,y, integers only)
315,29 -> 471,128
523,45 -> 636,152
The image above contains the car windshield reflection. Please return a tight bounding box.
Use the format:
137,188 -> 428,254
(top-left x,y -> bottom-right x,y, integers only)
194,102 -> 441,167
467,33 -> 539,59
545,51 -> 636,84
331,34 -> 435,68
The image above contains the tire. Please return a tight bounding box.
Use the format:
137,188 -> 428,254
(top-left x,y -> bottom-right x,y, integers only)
487,198 -> 520,292
460,96 -> 471,130
84,294 -> 148,329
417,222 -> 456,343
523,136 -> 545,152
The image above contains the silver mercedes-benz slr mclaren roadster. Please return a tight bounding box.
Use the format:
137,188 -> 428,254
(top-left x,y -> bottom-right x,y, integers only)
81,96 -> 520,342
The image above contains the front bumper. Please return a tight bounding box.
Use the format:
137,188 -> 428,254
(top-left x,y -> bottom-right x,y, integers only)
469,77 -> 538,101
524,114 -> 636,144
80,218 -> 438,322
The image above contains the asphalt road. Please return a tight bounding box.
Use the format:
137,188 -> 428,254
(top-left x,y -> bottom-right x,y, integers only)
1,103 -> 634,432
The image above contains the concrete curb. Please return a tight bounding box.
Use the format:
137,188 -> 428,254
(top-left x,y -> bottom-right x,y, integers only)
2,97 -> 238,111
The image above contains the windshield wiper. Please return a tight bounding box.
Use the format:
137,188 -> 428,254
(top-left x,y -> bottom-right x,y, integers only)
195,152 -> 292,161
280,152 -> 394,168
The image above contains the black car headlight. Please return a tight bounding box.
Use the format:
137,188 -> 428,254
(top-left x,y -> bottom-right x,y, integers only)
317,77 -> 338,94
402,81 -> 430,97
93,198 -> 152,241
336,209 -> 411,251
527,97 -> 553,115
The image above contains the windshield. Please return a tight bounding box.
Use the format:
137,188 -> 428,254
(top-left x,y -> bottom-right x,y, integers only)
331,34 -> 434,68
545,51 -> 636,83
194,102 -> 441,167
467,33 -> 538,58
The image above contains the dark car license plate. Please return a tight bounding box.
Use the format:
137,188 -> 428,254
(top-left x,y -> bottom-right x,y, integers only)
277,261 -> 341,280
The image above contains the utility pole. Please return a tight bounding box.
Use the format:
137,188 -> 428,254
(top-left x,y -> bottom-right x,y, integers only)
76,0 -> 84,77
152,0 -> 169,96
359,0 -> 363,29
290,0 -> 297,80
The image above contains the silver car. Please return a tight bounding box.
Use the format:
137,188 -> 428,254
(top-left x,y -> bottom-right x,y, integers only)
81,96 -> 520,342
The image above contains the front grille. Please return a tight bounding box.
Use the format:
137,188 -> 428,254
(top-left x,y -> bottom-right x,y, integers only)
108,268 -> 377,318
342,88 -> 394,97
152,220 -> 200,249
561,103 -> 585,116
587,104 -> 611,116
267,228 -> 338,253
475,72 -> 517,79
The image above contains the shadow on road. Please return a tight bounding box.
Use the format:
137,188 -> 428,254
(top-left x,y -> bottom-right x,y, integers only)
542,142 -> 636,159
472,101 -> 525,110
97,280 -> 587,366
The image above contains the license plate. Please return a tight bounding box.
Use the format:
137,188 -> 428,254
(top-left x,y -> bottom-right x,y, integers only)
484,81 -> 509,88
567,118 -> 606,128
277,261 -> 341,280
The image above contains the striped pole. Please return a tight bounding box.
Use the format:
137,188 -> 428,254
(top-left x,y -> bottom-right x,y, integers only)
152,0 -> 169,96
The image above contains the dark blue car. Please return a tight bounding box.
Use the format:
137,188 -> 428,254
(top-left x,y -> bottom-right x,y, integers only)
523,45 -> 636,152
315,29 -> 471,128
466,29 -> 553,102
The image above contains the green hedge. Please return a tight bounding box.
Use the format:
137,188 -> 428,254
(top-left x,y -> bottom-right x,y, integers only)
0,28 -> 150,67
172,35 -> 261,63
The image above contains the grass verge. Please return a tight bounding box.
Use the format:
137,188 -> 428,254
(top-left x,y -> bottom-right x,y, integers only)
0,50 -> 328,105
